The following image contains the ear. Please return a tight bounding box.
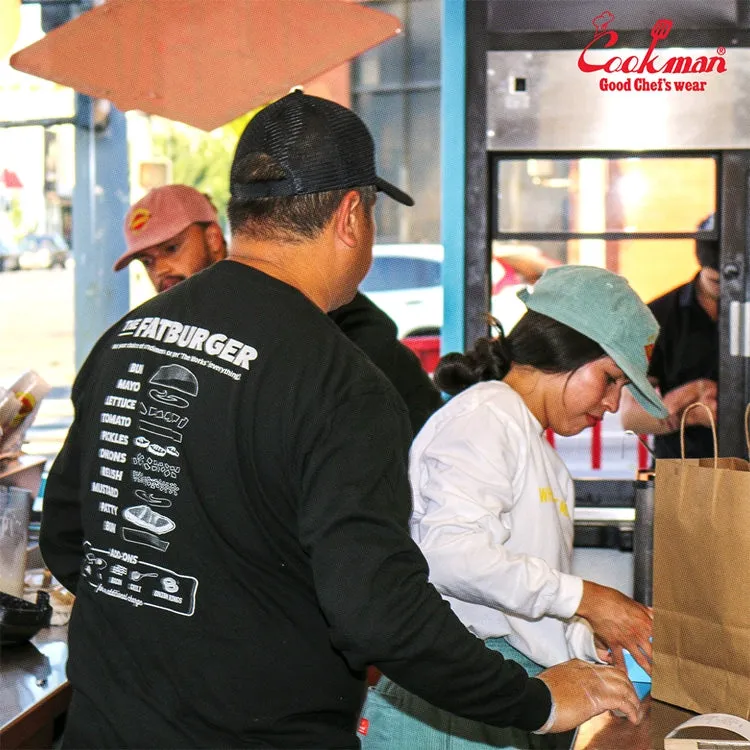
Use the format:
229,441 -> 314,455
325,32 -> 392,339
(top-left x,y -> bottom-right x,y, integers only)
332,190 -> 365,249
205,222 -> 228,261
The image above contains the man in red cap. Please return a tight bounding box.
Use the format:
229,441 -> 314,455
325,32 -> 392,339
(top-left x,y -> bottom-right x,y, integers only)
114,184 -> 227,293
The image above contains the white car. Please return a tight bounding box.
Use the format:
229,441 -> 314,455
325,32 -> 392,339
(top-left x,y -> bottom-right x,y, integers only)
361,244 -> 528,340
361,244 -> 444,339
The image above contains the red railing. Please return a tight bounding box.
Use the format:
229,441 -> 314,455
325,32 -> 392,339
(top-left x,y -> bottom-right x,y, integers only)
546,423 -> 651,472
637,436 -> 651,471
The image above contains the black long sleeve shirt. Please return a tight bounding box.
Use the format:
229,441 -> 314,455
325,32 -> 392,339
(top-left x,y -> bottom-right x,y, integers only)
41,261 -> 551,749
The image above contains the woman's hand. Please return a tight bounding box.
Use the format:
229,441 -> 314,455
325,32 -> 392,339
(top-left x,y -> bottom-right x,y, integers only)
594,635 -> 614,665
575,580 -> 653,675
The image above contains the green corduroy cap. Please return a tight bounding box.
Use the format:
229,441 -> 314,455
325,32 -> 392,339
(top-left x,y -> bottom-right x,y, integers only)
517,265 -> 668,418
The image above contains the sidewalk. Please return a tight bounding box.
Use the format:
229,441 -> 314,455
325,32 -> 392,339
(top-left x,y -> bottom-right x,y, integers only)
23,384 -> 73,467
0,266 -> 76,479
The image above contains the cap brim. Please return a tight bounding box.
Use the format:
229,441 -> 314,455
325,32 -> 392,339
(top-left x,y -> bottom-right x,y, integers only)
601,344 -> 668,419
113,249 -> 140,272
376,176 -> 414,206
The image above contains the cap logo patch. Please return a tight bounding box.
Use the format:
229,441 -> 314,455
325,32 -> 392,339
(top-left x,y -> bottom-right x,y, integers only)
357,718 -> 369,736
129,208 -> 151,232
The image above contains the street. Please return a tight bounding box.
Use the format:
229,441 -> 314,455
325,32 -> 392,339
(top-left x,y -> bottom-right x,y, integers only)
0,265 -> 75,461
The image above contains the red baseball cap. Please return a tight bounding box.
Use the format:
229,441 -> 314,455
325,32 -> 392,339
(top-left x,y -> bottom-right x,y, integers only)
114,185 -> 218,271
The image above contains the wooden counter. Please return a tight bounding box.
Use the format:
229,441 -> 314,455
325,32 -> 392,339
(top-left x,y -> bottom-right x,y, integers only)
574,694 -> 694,750
0,626 -> 71,750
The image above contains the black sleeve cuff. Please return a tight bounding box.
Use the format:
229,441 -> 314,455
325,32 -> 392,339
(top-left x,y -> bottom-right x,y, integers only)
512,677 -> 553,732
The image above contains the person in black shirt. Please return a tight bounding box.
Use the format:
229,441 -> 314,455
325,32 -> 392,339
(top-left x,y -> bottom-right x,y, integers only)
328,290 -> 443,433
621,214 -> 719,458
41,91 -> 642,749
113,184 -> 442,435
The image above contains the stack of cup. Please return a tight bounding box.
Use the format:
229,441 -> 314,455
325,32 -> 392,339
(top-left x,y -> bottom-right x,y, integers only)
0,486 -> 34,597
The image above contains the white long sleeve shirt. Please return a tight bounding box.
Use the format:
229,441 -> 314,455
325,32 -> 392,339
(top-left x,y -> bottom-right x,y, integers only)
409,380 -> 599,668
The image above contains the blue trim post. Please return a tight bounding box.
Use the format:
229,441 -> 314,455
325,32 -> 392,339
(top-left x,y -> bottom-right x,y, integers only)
73,94 -> 130,369
440,0 -> 466,355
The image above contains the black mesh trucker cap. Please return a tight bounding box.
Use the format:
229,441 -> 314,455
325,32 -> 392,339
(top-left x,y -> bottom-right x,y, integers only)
230,90 -> 414,206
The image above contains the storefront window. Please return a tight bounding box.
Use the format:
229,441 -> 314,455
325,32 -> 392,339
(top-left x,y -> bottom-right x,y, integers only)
351,0 -> 442,244
495,156 -> 716,235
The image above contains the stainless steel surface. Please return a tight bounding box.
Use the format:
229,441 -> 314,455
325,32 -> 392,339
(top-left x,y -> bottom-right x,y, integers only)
0,626 -> 68,733
487,49 -> 750,151
574,506 -> 636,524
633,478 -> 655,606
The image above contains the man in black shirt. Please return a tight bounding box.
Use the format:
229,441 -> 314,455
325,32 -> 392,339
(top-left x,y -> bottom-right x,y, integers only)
621,214 -> 719,458
41,91 -> 641,749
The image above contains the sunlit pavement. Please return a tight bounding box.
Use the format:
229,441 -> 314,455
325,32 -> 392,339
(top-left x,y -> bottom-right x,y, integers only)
0,266 -> 75,465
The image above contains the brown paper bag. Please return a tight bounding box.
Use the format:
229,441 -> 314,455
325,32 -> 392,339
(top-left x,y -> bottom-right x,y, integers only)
652,403 -> 750,718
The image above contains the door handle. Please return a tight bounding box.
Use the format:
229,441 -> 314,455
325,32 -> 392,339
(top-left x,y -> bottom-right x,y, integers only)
729,300 -> 750,357
730,300 -> 741,356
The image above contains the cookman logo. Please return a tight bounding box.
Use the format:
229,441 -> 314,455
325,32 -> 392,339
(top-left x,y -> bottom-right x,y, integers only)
579,11 -> 727,92
129,208 -> 151,232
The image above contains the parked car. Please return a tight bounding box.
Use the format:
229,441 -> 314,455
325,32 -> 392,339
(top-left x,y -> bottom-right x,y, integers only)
360,243 -> 530,341
361,244 -> 444,339
0,237 -> 21,271
15,233 -> 71,270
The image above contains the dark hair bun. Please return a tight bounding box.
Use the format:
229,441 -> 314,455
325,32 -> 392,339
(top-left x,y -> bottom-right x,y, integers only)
434,337 -> 512,396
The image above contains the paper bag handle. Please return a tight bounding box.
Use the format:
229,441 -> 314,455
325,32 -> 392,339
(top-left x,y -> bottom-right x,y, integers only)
680,402 -> 717,465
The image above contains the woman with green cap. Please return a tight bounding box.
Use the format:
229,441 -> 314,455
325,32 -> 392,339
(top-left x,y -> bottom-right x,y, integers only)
359,266 -> 667,750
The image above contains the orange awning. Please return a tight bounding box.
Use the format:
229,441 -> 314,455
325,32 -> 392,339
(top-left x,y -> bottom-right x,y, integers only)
10,0 -> 402,131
